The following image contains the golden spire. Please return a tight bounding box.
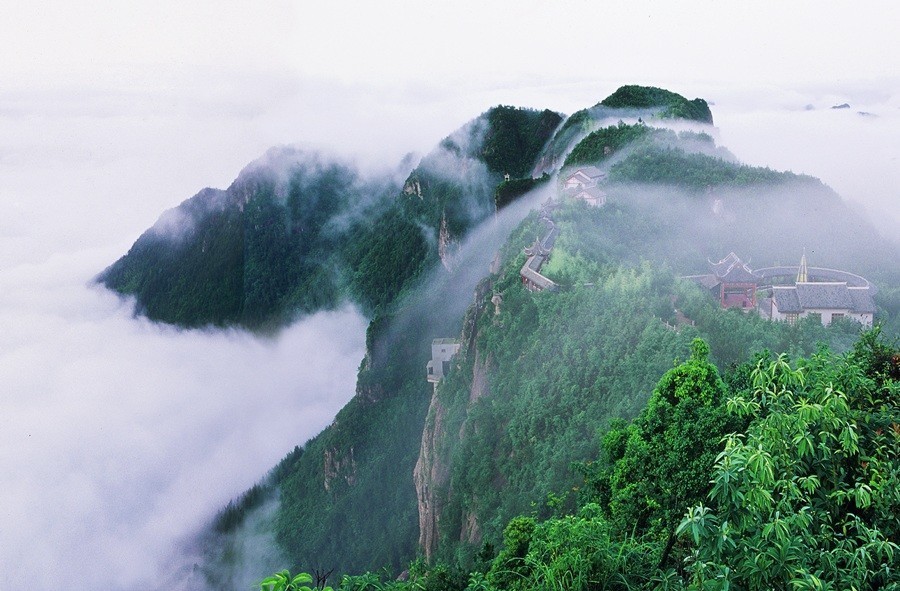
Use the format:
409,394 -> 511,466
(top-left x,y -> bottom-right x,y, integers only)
797,250 -> 808,283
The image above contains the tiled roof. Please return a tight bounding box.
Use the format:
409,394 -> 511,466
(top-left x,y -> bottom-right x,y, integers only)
564,166 -> 607,185
772,287 -> 802,313
796,282 -> 853,309
577,165 -> 605,179
572,186 -> 607,200
773,282 -> 875,314
848,288 -> 876,313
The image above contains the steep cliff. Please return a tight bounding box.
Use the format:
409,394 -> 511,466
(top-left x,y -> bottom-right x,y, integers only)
414,281 -> 495,559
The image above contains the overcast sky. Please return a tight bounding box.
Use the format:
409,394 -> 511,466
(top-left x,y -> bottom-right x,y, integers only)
1,2 -> 898,589
3,0 -> 897,242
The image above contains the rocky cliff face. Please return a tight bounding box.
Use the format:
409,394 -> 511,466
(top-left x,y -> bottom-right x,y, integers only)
413,392 -> 449,559
414,282 -> 493,558
438,212 -> 456,271
323,446 -> 357,493
413,347 -> 493,558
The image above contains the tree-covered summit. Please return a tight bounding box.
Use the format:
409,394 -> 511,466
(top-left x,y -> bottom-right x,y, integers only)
600,84 -> 713,123
98,105 -> 563,329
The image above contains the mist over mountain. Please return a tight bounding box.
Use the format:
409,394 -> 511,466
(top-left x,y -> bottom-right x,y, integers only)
95,86 -> 900,590
98,105 -> 563,329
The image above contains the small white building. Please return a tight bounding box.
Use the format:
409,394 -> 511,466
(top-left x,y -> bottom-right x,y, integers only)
562,166 -> 608,207
770,282 -> 875,327
426,338 -> 461,384
563,166 -> 606,191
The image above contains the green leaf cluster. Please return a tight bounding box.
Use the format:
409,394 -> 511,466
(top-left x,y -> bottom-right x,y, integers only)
674,334 -> 900,590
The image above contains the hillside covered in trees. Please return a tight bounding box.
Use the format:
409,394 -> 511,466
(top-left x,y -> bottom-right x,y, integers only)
97,86 -> 900,590
98,106 -> 563,328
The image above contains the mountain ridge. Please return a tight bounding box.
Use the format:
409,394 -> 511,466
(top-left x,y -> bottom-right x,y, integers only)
96,85 -> 900,588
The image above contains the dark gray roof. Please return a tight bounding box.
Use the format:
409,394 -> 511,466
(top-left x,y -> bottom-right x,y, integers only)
526,253 -> 546,272
565,166 -> 605,181
542,224 -> 558,250
773,282 -> 875,314
848,288 -> 876,313
773,287 -> 802,313
699,275 -> 720,290
520,256 -> 558,290
796,282 -> 853,309
681,274 -> 721,290
579,165 -> 605,179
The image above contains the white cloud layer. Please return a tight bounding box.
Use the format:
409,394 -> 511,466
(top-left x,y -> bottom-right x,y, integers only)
0,248 -> 366,589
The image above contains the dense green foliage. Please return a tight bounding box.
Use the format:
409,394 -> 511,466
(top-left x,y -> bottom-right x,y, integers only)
600,85 -> 713,124
591,340 -> 746,566
271,310 -> 437,575
100,105 -> 561,328
610,144 -> 799,191
542,86 -> 713,172
494,174 -> 551,209
562,119 -> 796,192
478,106 -> 563,178
260,570 -> 332,591
260,331 -> 898,590
99,160 -> 369,327
418,199 -> 875,570
674,334 -> 900,590
430,259 -> 700,563
235,169 -> 896,585
563,121 -> 654,167
99,188 -> 246,326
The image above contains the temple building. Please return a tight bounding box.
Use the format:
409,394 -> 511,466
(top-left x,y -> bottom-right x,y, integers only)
758,253 -> 876,327
519,201 -> 560,292
686,252 -> 876,327
561,166 -> 608,207
563,166 -> 606,190
687,252 -> 760,310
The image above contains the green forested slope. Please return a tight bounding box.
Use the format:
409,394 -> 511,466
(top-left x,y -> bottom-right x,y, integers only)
600,84 -> 713,123
418,197 -> 877,569
99,105 -> 562,328
274,332 -> 900,591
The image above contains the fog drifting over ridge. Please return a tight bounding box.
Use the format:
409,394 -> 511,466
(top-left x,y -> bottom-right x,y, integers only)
1,66 -> 899,589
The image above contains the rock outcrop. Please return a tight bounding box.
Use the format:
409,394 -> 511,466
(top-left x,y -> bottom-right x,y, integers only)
413,394 -> 449,559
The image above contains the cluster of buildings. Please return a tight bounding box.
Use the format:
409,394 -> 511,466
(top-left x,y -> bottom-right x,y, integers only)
562,166 -> 607,207
689,252 -> 876,328
517,166 -> 611,293
425,158 -> 879,386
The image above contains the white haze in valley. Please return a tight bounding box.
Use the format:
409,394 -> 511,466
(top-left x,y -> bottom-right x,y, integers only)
0,256 -> 367,590
1,2 -> 899,589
